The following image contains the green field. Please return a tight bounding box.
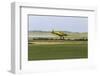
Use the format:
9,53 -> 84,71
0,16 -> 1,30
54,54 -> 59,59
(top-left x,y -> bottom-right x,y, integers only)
28,41 -> 88,61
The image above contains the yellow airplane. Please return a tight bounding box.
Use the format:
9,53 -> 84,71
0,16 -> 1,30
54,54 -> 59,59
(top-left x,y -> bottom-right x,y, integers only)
51,30 -> 67,40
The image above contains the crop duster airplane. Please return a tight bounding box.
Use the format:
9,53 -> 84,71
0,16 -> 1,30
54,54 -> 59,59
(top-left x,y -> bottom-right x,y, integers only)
51,30 -> 67,40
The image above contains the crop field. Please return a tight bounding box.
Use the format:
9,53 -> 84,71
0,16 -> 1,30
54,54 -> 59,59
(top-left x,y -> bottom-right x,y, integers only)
28,41 -> 88,61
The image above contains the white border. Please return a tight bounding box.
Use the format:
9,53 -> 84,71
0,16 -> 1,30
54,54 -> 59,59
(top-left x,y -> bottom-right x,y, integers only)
11,2 -> 96,74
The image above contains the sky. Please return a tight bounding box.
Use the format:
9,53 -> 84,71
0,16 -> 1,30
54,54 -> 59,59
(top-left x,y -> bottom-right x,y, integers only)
29,15 -> 88,32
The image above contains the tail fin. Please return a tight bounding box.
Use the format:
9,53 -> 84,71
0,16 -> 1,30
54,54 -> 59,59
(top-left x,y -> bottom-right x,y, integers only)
52,29 -> 54,33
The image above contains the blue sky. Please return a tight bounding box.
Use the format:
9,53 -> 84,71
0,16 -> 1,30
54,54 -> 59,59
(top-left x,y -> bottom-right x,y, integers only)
29,15 -> 88,32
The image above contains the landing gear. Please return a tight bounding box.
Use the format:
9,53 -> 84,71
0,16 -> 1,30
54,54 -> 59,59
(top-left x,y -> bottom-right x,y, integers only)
60,36 -> 65,40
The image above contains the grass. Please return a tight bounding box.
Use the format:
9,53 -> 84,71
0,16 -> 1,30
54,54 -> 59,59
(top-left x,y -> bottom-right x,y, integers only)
28,41 -> 88,61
